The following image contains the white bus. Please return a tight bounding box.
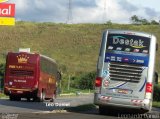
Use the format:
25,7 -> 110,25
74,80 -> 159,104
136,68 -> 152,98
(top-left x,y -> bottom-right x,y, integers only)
94,29 -> 158,114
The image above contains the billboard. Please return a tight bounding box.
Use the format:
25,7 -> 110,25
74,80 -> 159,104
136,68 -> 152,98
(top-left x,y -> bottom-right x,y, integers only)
0,17 -> 15,25
0,1 -> 15,26
0,3 -> 15,17
0,0 -> 8,3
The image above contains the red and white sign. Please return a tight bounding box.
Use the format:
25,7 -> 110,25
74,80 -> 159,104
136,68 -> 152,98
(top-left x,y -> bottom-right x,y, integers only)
0,3 -> 15,17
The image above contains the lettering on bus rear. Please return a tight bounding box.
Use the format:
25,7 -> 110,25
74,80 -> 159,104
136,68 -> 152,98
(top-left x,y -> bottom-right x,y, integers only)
113,37 -> 144,47
107,34 -> 150,54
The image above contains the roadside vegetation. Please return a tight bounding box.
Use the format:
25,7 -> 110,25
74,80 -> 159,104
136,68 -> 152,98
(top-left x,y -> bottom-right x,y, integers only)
153,84 -> 160,107
0,93 -> 8,98
153,102 -> 160,108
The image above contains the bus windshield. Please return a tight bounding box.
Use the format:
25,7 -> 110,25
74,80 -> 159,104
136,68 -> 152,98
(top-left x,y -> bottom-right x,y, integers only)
106,34 -> 150,54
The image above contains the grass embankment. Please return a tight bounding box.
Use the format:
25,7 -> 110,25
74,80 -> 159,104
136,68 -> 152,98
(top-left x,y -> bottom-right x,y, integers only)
1,22 -> 160,90
0,22 -> 160,75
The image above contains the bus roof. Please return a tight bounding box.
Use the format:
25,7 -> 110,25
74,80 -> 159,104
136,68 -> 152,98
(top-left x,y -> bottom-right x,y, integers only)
104,29 -> 153,38
6,52 -> 57,65
7,52 -> 39,64
40,54 -> 57,64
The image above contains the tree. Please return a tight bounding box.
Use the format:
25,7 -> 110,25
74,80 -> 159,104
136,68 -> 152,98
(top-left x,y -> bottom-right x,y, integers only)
130,15 -> 159,25
106,20 -> 112,25
0,64 -> 5,91
78,71 -> 96,90
150,20 -> 159,25
130,15 -> 140,24
140,18 -> 150,25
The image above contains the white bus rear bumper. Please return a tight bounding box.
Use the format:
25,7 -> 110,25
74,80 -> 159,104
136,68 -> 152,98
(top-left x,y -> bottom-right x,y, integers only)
94,93 -> 152,112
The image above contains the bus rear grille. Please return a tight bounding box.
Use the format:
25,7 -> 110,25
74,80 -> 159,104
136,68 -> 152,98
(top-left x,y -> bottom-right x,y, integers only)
109,62 -> 143,83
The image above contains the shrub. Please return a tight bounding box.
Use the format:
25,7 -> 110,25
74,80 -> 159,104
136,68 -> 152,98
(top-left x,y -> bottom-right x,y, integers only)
153,84 -> 160,101
0,64 -> 5,89
78,71 -> 96,90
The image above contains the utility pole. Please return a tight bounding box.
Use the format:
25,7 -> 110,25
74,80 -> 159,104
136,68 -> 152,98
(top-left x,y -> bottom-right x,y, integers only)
66,0 -> 73,24
67,75 -> 71,90
102,0 -> 107,23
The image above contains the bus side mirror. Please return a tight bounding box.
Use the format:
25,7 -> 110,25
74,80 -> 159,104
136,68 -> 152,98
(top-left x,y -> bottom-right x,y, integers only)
57,71 -> 62,80
155,72 -> 158,84
156,43 -> 158,51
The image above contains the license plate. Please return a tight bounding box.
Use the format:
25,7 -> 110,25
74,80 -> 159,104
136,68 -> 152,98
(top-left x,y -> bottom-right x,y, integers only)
118,89 -> 128,94
17,91 -> 23,93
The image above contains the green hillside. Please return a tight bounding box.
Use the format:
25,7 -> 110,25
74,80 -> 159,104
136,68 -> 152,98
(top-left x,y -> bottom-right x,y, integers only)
0,22 -> 160,76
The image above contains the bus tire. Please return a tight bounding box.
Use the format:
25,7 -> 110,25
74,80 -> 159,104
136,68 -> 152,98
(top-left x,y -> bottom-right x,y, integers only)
9,95 -> 15,101
50,95 -> 55,102
99,106 -> 107,115
15,97 -> 21,101
27,97 -> 30,102
33,97 -> 39,102
9,96 -> 20,101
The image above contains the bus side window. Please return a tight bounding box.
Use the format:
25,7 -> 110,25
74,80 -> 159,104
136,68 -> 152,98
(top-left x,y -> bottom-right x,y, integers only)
155,72 -> 158,84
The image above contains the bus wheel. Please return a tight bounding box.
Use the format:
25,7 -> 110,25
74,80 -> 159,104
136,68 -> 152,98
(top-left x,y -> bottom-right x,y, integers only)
27,98 -> 30,102
9,96 -> 20,101
9,96 -> 15,101
50,95 -> 55,102
99,106 -> 108,115
15,97 -> 21,101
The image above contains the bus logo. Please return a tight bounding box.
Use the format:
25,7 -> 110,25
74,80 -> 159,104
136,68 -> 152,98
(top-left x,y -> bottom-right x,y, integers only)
112,36 -> 146,48
17,54 -> 29,64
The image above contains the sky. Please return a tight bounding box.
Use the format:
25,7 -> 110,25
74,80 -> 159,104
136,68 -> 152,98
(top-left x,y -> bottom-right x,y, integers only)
9,0 -> 160,24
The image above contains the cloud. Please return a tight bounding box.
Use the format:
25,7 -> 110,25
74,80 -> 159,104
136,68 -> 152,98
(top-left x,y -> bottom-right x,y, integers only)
10,0 -> 160,23
98,0 -> 133,23
12,0 -> 28,13
144,7 -> 159,18
12,0 -> 99,23
12,0 -> 68,22
73,0 -> 97,8
71,0 -> 132,23
118,0 -> 138,12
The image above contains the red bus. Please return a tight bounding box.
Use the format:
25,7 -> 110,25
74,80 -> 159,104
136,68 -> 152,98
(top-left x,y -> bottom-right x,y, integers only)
4,52 -> 61,102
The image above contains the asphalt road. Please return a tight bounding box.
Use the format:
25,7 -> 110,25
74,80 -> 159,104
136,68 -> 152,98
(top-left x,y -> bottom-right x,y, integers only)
0,94 -> 93,113
0,94 -> 160,119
